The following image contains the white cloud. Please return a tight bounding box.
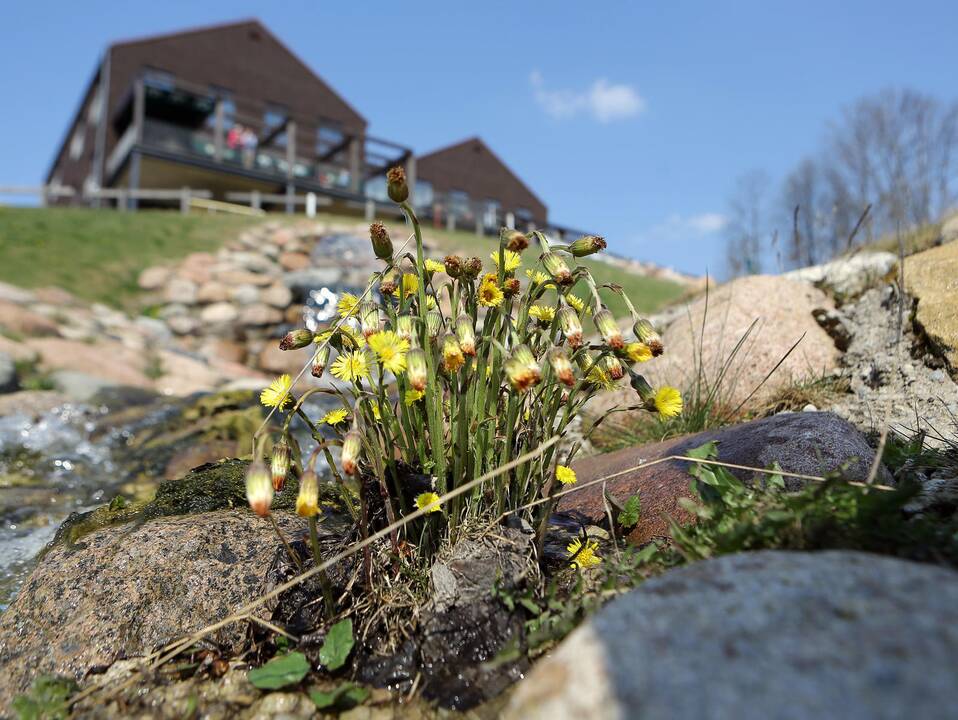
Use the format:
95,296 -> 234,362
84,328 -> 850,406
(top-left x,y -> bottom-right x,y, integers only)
530,70 -> 645,123
647,213 -> 728,240
684,212 -> 728,233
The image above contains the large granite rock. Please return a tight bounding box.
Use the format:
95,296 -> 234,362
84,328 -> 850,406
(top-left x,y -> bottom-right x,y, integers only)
506,550 -> 958,720
0,509 -> 307,712
560,412 -> 888,544
0,352 -> 16,394
905,240 -> 958,372
639,275 -> 841,410
784,251 -> 898,298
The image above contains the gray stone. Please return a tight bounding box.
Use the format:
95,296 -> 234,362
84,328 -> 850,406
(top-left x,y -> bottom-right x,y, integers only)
0,352 -> 17,394
228,251 -> 276,274
238,304 -> 283,327
49,370 -> 118,402
158,303 -> 188,319
0,282 -> 35,304
133,316 -> 173,346
166,315 -> 200,336
229,283 -> 260,305
261,283 -> 293,309
282,268 -> 343,294
784,251 -> 898,298
199,302 -> 240,325
164,277 -> 198,305
195,281 -> 229,304
507,551 -> 958,720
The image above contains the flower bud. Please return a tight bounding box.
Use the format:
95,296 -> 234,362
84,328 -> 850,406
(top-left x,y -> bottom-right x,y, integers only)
386,166 -> 409,203
407,348 -> 428,391
559,306 -> 583,348
503,277 -> 521,298
296,468 -> 320,518
603,354 -> 625,380
380,267 -> 399,295
455,315 -> 476,356
341,430 -> 362,476
567,235 -> 607,257
504,344 -> 541,392
311,344 -> 331,378
359,302 -> 381,338
630,372 -> 655,403
425,310 -> 443,339
245,459 -> 274,517
594,309 -> 624,349
395,314 -> 416,343
441,334 -> 465,373
633,319 -> 663,356
463,257 -> 483,280
505,230 -> 530,252
270,439 -> 291,491
548,348 -> 575,387
444,255 -> 463,278
542,252 -> 573,286
369,221 -> 393,260
279,328 -> 314,351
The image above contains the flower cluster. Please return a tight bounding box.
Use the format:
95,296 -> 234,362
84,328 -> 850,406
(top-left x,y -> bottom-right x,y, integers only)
248,167 -> 681,574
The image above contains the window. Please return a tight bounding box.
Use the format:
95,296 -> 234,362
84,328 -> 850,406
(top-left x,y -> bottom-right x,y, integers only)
415,180 -> 434,208
316,122 -> 345,158
87,87 -> 102,124
69,123 -> 85,160
364,175 -> 388,201
448,190 -> 471,219
482,199 -> 501,229
142,67 -> 175,92
263,104 -> 288,148
206,87 -> 236,130
515,207 -> 535,229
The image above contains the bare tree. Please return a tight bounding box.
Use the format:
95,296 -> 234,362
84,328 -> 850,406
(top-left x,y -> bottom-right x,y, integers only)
724,169 -> 769,277
781,158 -> 825,267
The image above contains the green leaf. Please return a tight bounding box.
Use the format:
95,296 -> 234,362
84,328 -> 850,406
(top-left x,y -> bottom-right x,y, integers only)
619,494 -> 641,528
319,619 -> 354,671
686,441 -> 719,460
247,652 -> 310,689
309,682 -> 369,710
12,676 -> 77,720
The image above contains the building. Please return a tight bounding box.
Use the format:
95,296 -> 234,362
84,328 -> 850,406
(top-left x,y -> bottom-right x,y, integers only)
46,19 -> 559,233
46,19 -> 414,212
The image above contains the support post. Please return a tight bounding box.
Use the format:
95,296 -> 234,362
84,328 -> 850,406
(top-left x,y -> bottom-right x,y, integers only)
251,190 -> 261,211
213,98 -> 225,161
505,211 -> 515,230
348,134 -> 362,194
404,153 -> 417,206
447,213 -> 455,232
365,199 -> 374,221
127,150 -> 140,212
180,187 -> 190,214
91,51 -> 111,209
306,192 -> 317,218
129,77 -> 145,211
286,120 -> 297,214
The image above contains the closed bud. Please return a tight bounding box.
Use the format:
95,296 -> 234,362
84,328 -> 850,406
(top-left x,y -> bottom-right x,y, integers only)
633,318 -> 664,356
444,255 -> 463,278
407,348 -> 428,391
341,430 -> 363,476
455,315 -> 476,356
359,302 -> 381,338
463,257 -> 483,280
425,310 -> 443,339
504,344 -> 541,393
386,166 -> 409,203
503,277 -> 521,298
441,334 -> 465,373
594,309 -> 624,349
380,267 -> 399,295
369,221 -> 393,260
603,354 -> 625,380
296,469 -> 320,518
548,348 -> 575,387
245,459 -> 274,517
559,306 -> 583,348
280,328 -> 314,351
270,439 -> 291,491
396,314 -> 416,343
311,345 -> 330,378
630,372 -> 655,403
542,252 -> 573,286
567,235 -> 607,257
505,230 -> 530,252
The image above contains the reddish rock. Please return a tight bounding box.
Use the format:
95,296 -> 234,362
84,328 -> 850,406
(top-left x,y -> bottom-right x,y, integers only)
560,412 -> 887,545
137,266 -> 172,291
26,338 -> 150,387
278,251 -> 311,271
0,301 -> 61,338
164,441 -> 239,480
196,281 -> 229,304
202,338 -> 247,365
256,343 -> 310,375
32,286 -> 79,306
0,335 -> 38,363
285,305 -> 305,324
271,227 -> 296,246
238,304 -> 283,327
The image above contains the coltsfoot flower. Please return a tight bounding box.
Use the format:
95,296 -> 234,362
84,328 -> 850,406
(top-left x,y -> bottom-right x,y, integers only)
416,492 -> 442,513
463,256 -> 483,279
341,430 -> 362,475
456,315 -> 476,356
425,310 -> 443,338
270,440 -> 291,491
359,302 -> 381,338
525,268 -> 550,285
565,293 -> 586,313
386,165 -> 408,203
567,235 -> 607,257
506,230 -> 530,251
245,460 -> 273,517
337,292 -> 360,318
260,374 -> 293,409
424,258 -> 445,275
625,342 -> 653,363
279,328 -> 314,351
444,255 -> 463,278
490,249 -> 522,273
441,334 -> 465,373
330,351 -> 371,382
404,388 -> 425,405
368,330 -> 410,374
528,305 -> 556,324
478,279 -> 504,308
567,537 -> 602,570
633,319 -> 663,356
653,386 -> 683,418
369,221 -> 393,260
320,408 -> 349,426
380,268 -> 399,295
559,307 -> 583,348
311,345 -> 330,378
594,309 -> 624,349
407,348 -> 428,391
556,465 -> 577,485
395,315 -> 416,343
402,273 -> 419,296
296,469 -> 320,517
603,355 -> 625,380
542,252 -> 573,286
504,344 -> 541,392
548,348 -> 575,387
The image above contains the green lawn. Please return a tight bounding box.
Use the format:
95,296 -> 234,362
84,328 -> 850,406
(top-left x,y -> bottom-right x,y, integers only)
0,206 -> 687,317
0,207 -> 255,309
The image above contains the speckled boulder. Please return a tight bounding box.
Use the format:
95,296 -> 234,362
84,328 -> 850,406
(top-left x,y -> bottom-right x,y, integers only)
506,551 -> 958,720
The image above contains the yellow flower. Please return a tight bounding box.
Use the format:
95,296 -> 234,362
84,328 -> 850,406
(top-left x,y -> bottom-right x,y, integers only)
316,325 -> 365,350
402,273 -> 419,295
490,249 -> 521,273
260,374 -> 293,409
525,268 -> 550,285
425,295 -> 437,310
368,330 -> 410,374
567,537 -> 602,570
586,363 -> 615,390
528,305 -> 556,323
556,465 -> 577,485
337,292 -> 360,318
330,351 -> 371,381
478,280 -> 504,308
565,294 -> 585,313
416,491 -> 442,514
654,386 -> 683,418
626,342 -> 653,363
404,388 -> 425,405
320,408 -> 349,426
424,259 -> 445,274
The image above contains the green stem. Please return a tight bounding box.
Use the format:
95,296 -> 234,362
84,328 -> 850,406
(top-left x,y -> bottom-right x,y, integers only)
308,516 -> 335,616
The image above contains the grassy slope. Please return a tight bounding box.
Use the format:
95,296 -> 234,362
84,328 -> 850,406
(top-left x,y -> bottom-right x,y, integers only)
0,206 -> 687,316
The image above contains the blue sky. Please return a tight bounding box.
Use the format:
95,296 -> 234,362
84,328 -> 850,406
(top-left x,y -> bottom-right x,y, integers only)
2,1 -> 957,275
